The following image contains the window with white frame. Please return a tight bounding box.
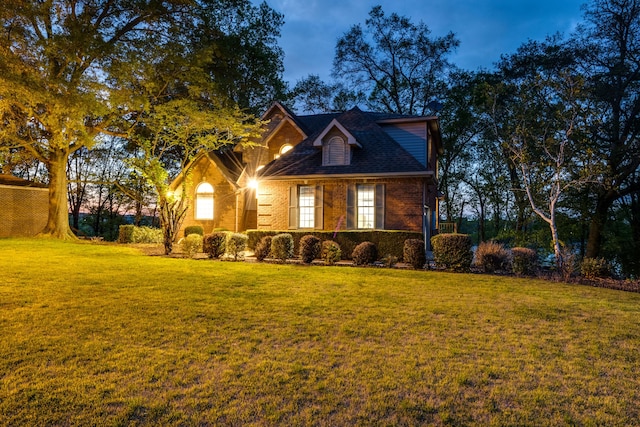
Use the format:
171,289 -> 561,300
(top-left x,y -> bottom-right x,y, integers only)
323,136 -> 348,166
357,184 -> 375,229
298,185 -> 315,228
195,182 -> 214,220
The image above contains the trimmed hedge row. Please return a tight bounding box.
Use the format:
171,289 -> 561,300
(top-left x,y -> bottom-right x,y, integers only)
246,230 -> 423,260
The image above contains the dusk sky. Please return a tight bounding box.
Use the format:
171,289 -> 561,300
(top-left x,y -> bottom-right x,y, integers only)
258,0 -> 587,85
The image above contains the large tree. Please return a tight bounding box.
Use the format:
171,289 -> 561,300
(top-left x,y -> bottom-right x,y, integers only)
333,5 -> 459,115
0,0 -> 284,239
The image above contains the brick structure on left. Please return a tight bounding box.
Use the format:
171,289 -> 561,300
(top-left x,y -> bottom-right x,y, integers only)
0,175 -> 48,237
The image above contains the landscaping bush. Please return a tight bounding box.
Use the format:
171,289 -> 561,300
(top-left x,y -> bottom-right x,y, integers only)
351,241 -> 378,266
226,233 -> 248,261
299,235 -> 321,264
475,241 -> 510,273
131,226 -> 163,244
382,254 -> 398,268
254,236 -> 273,262
184,225 -> 204,237
321,240 -> 342,265
511,247 -> 538,276
581,257 -> 611,279
203,232 -> 226,259
271,233 -> 294,263
118,225 -> 135,243
403,239 -> 426,270
431,233 -> 473,272
182,234 -> 203,258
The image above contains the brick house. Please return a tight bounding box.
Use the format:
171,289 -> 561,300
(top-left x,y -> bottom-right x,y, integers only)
175,102 -> 442,243
0,174 -> 48,238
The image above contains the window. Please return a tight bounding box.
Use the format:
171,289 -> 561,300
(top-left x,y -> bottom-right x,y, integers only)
347,183 -> 385,229
323,136 -> 348,166
289,185 -> 324,229
195,182 -> 214,220
357,184 -> 375,229
275,143 -> 293,159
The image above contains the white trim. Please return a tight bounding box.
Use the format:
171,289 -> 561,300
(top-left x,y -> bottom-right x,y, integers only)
312,119 -> 361,148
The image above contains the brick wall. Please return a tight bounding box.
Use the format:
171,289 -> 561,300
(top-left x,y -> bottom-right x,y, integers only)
0,185 -> 48,237
256,177 -> 430,233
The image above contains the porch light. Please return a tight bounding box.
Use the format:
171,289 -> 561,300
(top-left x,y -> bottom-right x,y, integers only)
248,178 -> 259,190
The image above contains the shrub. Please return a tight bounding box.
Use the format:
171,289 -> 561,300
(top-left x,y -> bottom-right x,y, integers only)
351,241 -> 377,266
131,226 -> 163,244
403,239 -> 426,270
431,233 -> 473,272
581,257 -> 610,279
382,254 -> 398,268
511,247 -> 538,276
118,225 -> 135,243
203,232 -> 226,259
321,240 -> 342,265
254,236 -> 273,262
226,233 -> 248,261
299,235 -> 321,264
182,234 -> 203,258
184,225 -> 204,237
271,233 -> 294,263
475,241 -> 510,273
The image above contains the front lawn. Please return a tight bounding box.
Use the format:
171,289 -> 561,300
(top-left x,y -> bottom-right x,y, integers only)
1,239 -> 639,426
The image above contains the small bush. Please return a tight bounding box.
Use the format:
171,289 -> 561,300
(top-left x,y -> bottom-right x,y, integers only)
382,254 -> 398,268
184,225 -> 204,237
299,235 -> 321,264
511,247 -> 538,276
351,241 -> 378,266
431,233 -> 473,272
581,257 -> 610,279
475,241 -> 510,273
118,225 -> 135,243
131,226 -> 163,244
203,232 -> 226,259
182,234 -> 203,258
271,233 -> 294,263
321,240 -> 342,265
254,236 -> 273,262
403,239 -> 426,269
226,233 -> 248,261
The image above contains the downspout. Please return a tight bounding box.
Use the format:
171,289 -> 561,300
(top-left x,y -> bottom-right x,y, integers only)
423,180 -> 430,256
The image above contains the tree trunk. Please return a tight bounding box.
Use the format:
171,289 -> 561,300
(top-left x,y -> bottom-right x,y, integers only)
41,149 -> 76,239
585,194 -> 614,258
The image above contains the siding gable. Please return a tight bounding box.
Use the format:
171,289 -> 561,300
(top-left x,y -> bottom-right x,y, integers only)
380,122 -> 427,166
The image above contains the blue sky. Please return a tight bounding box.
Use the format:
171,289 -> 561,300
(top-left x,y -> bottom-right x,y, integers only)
260,0 -> 586,84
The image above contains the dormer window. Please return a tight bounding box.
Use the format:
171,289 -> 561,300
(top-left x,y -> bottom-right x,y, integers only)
323,136 -> 349,166
275,143 -> 294,159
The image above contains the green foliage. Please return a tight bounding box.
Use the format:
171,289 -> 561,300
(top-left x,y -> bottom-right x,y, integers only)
403,239 -> 426,270
321,240 -> 342,265
184,226 -> 204,237
254,236 -> 273,262
299,235 -> 321,264
246,230 -> 422,260
511,247 -> 538,276
474,241 -> 510,273
581,257 -> 611,279
381,254 -> 399,268
182,234 -> 203,258
351,241 -> 378,266
118,225 -> 135,243
431,233 -> 473,272
226,233 -> 248,261
271,233 -> 294,263
131,226 -> 164,244
203,232 -> 227,259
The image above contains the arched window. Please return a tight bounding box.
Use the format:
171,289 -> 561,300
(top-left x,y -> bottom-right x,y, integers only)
275,143 -> 294,159
195,182 -> 214,220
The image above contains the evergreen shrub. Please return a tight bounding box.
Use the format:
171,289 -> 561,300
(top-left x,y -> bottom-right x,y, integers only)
431,233 -> 473,272
581,257 -> 610,279
182,234 -> 203,258
511,247 -> 538,276
321,240 -> 342,265
403,239 -> 426,269
184,225 -> 204,237
351,241 -> 378,266
299,235 -> 321,264
271,233 -> 294,262
203,232 -> 227,259
254,236 -> 273,262
226,233 -> 248,261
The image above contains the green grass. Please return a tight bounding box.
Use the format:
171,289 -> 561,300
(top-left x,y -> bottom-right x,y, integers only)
1,238 -> 640,426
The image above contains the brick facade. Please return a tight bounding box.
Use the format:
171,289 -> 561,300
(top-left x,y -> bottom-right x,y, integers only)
0,185 -> 48,237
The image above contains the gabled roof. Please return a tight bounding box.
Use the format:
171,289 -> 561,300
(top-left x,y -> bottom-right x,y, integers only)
170,149 -> 244,191
258,107 -> 434,179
